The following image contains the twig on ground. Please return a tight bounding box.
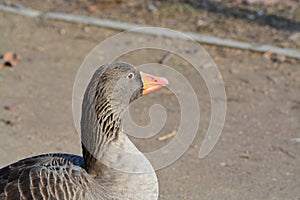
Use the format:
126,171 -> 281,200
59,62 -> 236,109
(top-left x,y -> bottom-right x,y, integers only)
158,130 -> 176,141
158,52 -> 172,64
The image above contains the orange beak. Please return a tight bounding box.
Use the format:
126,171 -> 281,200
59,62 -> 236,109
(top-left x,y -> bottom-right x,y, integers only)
140,72 -> 169,95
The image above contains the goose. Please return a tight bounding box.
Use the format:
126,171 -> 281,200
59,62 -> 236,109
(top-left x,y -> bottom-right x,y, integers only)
0,62 -> 169,199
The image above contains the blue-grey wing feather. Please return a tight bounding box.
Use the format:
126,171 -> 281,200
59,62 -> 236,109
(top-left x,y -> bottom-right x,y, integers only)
0,154 -> 91,200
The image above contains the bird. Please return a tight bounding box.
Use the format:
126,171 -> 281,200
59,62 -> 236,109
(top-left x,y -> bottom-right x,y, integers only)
0,62 -> 169,200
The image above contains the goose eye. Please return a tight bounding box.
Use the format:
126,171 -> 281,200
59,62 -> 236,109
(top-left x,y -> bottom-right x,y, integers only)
127,72 -> 134,80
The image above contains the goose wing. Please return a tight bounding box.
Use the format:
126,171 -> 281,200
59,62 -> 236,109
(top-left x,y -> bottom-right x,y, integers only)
0,153 -> 91,200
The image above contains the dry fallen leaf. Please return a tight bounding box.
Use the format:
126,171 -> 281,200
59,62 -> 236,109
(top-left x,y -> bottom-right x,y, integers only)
4,103 -> 23,111
263,51 -> 273,60
0,52 -> 21,68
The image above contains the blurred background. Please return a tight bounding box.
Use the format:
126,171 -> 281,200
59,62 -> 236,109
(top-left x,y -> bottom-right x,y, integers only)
2,0 -> 300,48
0,0 -> 299,199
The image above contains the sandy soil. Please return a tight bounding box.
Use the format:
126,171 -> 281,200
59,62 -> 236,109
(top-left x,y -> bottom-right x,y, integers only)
0,5 -> 299,200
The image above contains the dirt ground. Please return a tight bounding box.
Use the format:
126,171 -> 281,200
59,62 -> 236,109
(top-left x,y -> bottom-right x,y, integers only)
0,2 -> 300,200
3,0 -> 300,48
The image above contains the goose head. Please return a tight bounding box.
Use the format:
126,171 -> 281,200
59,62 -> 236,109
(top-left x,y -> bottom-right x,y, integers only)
92,62 -> 169,114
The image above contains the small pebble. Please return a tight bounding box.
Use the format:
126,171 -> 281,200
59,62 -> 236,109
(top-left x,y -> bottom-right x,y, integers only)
147,4 -> 158,12
285,172 -> 292,176
59,29 -> 66,35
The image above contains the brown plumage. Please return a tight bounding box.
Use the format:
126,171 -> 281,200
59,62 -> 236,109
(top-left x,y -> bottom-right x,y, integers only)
0,62 -> 169,200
